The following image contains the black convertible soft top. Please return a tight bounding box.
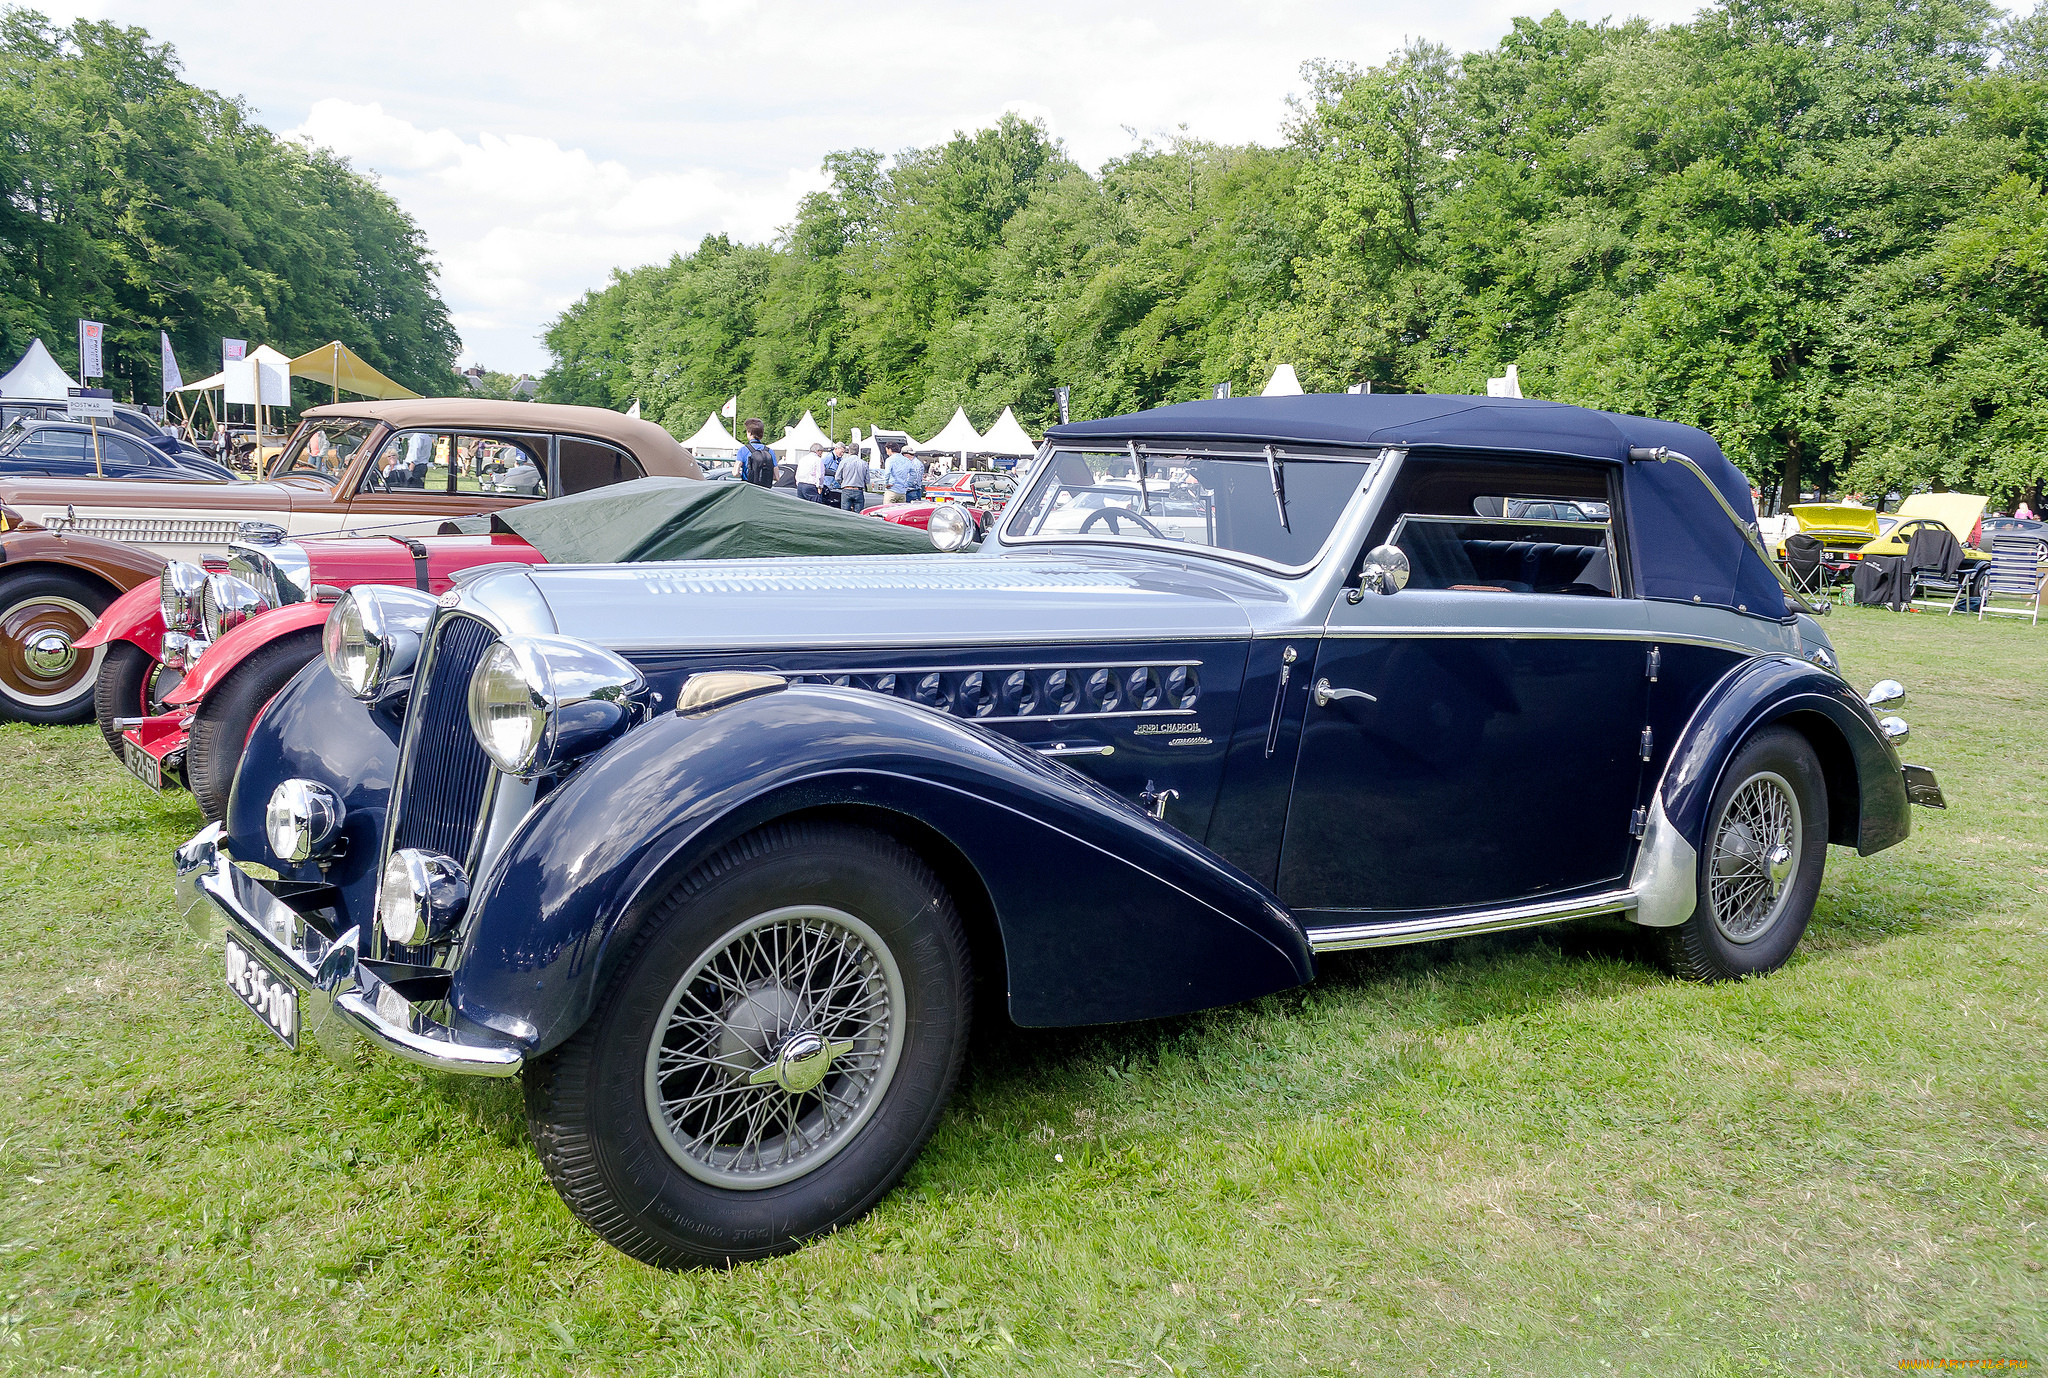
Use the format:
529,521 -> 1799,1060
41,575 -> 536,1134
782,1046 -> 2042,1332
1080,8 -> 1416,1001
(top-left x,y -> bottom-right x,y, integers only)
1051,394 -> 1787,620
465,476 -> 937,562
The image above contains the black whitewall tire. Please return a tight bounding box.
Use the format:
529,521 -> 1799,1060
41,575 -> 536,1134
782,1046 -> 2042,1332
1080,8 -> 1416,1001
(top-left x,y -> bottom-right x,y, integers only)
1661,725 -> 1828,981
524,820 -> 971,1268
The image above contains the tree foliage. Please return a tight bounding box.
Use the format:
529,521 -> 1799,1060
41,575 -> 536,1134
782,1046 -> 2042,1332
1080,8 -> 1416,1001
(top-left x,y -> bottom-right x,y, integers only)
0,10 -> 460,404
547,0 -> 2048,506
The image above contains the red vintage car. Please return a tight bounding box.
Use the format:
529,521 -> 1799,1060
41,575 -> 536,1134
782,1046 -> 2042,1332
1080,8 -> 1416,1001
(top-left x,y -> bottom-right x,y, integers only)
79,532 -> 551,818
80,476 -> 940,819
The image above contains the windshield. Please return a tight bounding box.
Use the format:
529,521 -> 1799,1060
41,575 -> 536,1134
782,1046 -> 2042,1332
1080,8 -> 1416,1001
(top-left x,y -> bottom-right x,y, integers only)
272,418 -> 378,481
1003,446 -> 1377,568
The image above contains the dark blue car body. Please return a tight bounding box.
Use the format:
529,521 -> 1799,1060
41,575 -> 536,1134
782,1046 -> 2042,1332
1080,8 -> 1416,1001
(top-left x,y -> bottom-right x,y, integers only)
184,394 -> 1930,1076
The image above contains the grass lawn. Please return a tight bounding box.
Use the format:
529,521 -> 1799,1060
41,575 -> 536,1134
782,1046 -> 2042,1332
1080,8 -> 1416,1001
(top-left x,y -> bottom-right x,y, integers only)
1,609 -> 2042,1375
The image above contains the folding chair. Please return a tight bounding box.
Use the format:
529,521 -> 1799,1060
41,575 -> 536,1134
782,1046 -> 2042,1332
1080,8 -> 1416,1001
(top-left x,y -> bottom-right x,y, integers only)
1978,535 -> 2047,624
1782,533 -> 1828,597
1904,525 -> 1972,613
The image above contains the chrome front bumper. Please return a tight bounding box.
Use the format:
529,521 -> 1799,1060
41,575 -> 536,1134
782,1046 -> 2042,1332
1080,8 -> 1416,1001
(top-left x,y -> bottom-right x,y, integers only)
174,823 -> 523,1077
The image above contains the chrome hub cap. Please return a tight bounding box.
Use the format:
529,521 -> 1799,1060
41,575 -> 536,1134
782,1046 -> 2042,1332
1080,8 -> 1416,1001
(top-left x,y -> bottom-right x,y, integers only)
0,594 -> 104,707
24,629 -> 76,676
1709,771 -> 1802,944
644,905 -> 904,1190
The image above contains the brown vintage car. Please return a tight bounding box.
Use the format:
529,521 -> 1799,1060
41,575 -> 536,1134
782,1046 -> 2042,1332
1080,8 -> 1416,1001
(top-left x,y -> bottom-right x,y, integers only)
0,399 -> 701,724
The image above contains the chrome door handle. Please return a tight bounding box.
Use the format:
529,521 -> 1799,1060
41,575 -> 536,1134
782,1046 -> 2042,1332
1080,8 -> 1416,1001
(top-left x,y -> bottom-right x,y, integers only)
1313,678 -> 1377,708
1036,742 -> 1115,758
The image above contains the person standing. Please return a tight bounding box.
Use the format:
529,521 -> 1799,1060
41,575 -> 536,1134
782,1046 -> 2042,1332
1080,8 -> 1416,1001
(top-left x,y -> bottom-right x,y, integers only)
735,419 -> 775,486
822,443 -> 844,504
796,442 -> 826,503
836,446 -> 871,512
884,443 -> 925,504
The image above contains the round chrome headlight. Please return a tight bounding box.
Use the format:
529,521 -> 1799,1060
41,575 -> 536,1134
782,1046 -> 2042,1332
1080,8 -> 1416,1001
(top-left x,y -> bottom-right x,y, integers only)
467,635 -> 645,777
264,779 -> 344,864
927,502 -> 974,552
159,561 -> 207,631
321,586 -> 437,700
200,572 -> 268,642
378,848 -> 469,946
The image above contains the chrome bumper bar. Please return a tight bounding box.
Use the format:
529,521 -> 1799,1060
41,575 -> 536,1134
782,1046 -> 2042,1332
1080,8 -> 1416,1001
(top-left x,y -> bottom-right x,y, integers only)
174,823 -> 523,1077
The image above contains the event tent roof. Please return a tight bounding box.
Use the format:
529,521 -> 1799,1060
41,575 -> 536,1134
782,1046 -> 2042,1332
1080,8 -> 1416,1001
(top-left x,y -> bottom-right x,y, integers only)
1261,364 -> 1304,396
771,410 -> 832,454
682,412 -> 740,455
289,341 -> 419,400
177,342 -> 418,401
921,406 -> 983,455
980,406 -> 1036,457
0,339 -> 80,399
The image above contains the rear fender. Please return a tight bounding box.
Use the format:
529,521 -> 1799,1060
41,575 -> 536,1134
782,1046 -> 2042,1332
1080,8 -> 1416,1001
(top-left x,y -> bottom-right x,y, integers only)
452,686 -> 1313,1055
74,579 -> 165,656
1662,656 -> 1910,857
163,602 -> 329,707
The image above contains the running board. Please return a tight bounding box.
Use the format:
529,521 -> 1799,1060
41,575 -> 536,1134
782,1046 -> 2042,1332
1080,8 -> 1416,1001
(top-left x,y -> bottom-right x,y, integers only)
1304,888 -> 1639,953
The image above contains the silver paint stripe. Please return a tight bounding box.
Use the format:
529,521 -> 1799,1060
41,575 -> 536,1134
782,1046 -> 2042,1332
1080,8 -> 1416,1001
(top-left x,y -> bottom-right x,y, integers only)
786,660 -> 1205,675
1305,887 -> 1638,952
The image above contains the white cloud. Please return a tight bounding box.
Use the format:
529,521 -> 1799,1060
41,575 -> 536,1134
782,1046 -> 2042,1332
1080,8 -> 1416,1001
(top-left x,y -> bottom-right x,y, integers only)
287,99 -> 825,369
54,0 -> 1712,371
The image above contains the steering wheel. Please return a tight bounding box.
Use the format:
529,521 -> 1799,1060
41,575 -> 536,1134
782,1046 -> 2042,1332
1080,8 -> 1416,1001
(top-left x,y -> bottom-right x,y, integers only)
1079,506 -> 1167,539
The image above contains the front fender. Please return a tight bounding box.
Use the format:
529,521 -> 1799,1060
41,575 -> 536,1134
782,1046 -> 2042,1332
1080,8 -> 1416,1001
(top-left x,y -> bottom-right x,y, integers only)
73,578 -> 165,656
453,686 -> 1313,1053
223,655 -> 398,923
164,601 -> 330,706
1662,656 -> 1910,857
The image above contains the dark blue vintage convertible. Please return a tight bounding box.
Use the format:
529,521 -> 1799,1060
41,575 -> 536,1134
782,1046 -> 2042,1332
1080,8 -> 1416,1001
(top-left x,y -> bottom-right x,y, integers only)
175,393 -> 1943,1267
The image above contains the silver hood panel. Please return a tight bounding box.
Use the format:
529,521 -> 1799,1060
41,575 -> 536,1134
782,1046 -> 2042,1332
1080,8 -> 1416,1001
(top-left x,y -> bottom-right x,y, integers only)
471,553 -> 1263,653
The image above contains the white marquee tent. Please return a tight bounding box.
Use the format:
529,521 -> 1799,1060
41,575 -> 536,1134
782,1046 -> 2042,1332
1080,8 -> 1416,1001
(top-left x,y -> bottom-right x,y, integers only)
1261,364 -> 1304,396
683,412 -> 740,456
0,339 -> 80,399
920,407 -> 984,459
770,410 -> 832,456
979,406 -> 1037,458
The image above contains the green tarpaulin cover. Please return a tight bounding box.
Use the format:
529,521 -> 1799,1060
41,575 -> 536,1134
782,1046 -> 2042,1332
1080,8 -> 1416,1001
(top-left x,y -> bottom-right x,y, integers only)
469,476 -> 941,562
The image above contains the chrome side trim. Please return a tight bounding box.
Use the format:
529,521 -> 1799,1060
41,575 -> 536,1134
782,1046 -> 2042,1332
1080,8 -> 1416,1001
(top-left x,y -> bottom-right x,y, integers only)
1314,625 -> 1761,656
1625,793 -> 1699,928
1305,887 -> 1639,952
786,660 -> 1206,674
175,823 -> 523,1076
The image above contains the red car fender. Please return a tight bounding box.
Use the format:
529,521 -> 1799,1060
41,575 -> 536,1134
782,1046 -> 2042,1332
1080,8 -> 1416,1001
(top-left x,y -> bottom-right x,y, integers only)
74,579 -> 167,657
163,600 -> 331,708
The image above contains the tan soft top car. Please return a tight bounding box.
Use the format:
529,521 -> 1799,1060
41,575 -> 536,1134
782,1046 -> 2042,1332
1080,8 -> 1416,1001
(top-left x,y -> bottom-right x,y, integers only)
0,399 -> 701,563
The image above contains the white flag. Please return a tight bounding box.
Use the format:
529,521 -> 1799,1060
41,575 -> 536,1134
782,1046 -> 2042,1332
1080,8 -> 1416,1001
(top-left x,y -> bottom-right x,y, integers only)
720,395 -> 737,419
626,399 -> 641,419
160,331 -> 183,397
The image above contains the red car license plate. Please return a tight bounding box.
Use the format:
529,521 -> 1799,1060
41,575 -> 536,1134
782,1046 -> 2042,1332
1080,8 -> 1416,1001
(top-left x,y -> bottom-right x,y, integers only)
122,737 -> 163,790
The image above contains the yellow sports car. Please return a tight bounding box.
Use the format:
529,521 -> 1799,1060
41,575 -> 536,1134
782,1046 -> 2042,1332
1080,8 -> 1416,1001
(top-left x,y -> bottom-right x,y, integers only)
1854,492 -> 1989,566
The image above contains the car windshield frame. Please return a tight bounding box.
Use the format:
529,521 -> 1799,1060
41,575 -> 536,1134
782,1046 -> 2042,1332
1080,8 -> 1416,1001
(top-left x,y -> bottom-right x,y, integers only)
998,442 -> 1382,575
272,417 -> 381,484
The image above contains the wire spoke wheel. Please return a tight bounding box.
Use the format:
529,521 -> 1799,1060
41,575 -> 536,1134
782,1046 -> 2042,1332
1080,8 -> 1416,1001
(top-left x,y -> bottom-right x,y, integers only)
1707,770 -> 1803,944
643,904 -> 905,1190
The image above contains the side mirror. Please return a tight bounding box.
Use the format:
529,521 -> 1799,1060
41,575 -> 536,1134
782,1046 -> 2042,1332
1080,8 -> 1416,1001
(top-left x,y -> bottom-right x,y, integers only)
1352,545 -> 1410,601
1865,679 -> 1906,709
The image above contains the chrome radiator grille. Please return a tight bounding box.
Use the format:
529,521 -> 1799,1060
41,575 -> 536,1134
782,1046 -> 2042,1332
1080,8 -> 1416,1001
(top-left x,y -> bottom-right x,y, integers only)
42,513 -> 246,545
391,613 -> 499,864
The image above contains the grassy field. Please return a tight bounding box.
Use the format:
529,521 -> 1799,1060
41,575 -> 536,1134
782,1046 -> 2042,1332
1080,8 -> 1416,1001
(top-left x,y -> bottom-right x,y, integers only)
1,610 -> 2042,1375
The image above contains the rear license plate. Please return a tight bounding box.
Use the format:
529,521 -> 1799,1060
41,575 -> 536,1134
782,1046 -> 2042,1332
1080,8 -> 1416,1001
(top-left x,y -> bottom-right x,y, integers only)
122,738 -> 163,790
223,937 -> 298,1048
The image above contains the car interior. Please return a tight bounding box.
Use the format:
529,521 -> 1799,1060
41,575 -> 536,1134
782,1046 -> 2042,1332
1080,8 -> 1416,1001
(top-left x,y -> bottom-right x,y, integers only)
1371,455 -> 1621,596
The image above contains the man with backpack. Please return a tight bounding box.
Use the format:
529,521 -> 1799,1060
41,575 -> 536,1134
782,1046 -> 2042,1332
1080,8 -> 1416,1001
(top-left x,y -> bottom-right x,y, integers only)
738,418 -> 775,487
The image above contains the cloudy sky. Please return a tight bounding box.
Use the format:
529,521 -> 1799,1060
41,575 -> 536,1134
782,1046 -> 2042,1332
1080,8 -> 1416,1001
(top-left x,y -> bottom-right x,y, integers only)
53,0 -> 1707,374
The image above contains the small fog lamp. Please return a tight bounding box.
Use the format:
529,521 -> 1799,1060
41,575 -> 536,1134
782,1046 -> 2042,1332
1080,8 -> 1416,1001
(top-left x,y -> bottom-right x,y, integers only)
378,848 -> 469,946
264,779 -> 344,864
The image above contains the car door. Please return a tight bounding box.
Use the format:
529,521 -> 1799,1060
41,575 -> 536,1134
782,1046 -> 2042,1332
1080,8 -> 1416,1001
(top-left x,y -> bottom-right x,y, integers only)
1276,454 -> 1649,920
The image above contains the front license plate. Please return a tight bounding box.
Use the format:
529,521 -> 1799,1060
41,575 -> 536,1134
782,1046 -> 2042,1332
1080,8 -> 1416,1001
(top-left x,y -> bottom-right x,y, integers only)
122,737 -> 163,790
223,937 -> 299,1048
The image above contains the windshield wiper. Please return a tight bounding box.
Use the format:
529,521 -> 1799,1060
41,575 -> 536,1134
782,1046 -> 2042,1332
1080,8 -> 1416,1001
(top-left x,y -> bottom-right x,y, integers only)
1128,441 -> 1150,515
1265,444 -> 1290,531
